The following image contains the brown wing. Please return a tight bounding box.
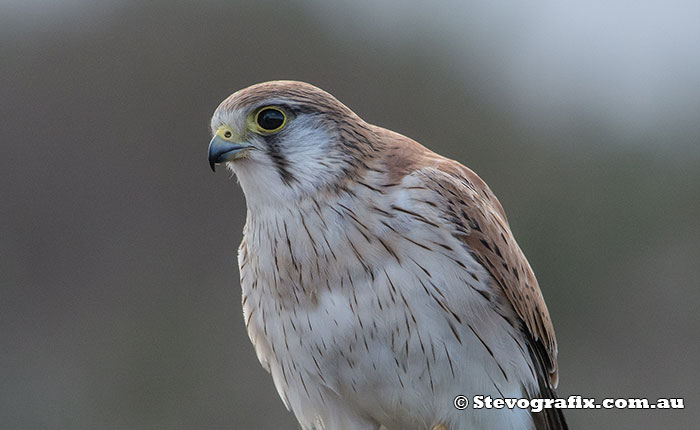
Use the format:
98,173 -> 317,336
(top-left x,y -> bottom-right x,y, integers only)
377,127 -> 560,388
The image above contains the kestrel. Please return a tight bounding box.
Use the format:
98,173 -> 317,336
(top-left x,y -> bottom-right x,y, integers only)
208,81 -> 567,430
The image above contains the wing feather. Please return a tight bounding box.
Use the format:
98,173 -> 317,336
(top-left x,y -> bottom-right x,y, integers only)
377,127 -> 560,388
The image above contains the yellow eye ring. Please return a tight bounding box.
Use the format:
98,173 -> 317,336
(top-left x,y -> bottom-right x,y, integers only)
254,106 -> 287,134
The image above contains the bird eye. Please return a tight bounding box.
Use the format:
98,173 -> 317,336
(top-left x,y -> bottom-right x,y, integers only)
224,131 -> 232,138
255,107 -> 287,133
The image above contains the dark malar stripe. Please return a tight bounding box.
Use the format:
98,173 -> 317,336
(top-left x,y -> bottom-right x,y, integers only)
265,135 -> 297,185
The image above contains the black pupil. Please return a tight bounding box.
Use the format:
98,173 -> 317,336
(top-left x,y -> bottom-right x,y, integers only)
257,109 -> 285,130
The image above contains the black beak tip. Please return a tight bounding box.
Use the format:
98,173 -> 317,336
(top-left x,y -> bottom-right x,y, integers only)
209,159 -> 216,172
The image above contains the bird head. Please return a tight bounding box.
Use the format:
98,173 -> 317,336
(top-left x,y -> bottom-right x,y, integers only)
209,81 -> 379,207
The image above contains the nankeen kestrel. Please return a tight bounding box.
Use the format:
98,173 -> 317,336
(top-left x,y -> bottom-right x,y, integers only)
208,81 -> 567,430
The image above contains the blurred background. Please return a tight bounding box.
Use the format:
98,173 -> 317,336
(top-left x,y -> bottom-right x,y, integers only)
2,0 -> 699,428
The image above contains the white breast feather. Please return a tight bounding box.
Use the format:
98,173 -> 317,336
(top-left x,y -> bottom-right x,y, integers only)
239,172 -> 538,430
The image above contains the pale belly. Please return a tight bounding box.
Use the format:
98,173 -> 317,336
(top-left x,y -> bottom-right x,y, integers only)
241,256 -> 535,430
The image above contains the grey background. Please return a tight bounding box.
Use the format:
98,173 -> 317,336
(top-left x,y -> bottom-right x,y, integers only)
2,1 -> 699,429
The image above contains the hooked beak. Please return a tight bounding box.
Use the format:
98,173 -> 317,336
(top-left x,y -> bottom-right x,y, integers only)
208,126 -> 252,172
